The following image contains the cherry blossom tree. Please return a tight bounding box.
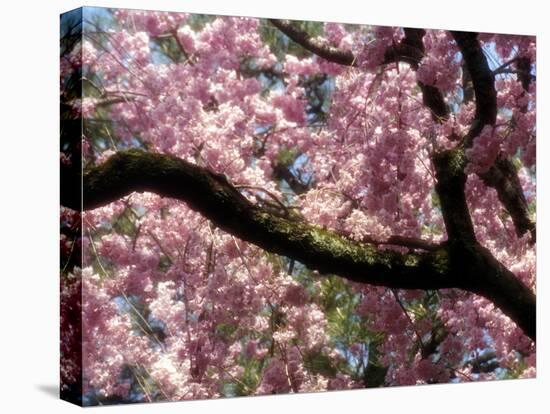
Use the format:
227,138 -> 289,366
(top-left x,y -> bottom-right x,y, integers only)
60,8 -> 536,405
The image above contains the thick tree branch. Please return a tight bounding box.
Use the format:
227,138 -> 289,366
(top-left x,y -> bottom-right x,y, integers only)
267,23 -> 535,324
515,57 -> 533,92
451,31 -> 535,241
269,20 -> 449,121
461,62 -> 475,104
450,32 -> 496,166
479,158 -> 535,241
61,149 -> 535,340
451,31 -> 497,138
65,150 -> 452,290
362,235 -> 440,251
462,243 -> 536,341
433,149 -> 476,244
384,28 -> 425,68
431,145 -> 535,339
396,28 -> 449,121
268,19 -> 356,66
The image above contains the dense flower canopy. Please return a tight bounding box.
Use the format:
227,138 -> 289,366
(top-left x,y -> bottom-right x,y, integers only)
60,8 -> 536,405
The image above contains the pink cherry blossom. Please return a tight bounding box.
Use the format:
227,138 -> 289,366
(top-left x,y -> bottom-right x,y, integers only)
61,8 -> 536,405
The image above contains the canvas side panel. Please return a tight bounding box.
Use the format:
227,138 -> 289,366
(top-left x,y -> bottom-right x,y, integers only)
60,7 -> 84,407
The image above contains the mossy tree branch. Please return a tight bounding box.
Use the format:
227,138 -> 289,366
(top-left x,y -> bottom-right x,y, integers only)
61,149 -> 535,340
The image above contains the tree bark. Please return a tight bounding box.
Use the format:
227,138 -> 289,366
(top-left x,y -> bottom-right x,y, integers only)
270,20 -> 535,243
60,149 -> 536,340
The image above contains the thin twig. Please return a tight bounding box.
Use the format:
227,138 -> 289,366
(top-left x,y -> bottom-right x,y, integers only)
391,289 -> 425,349
235,185 -> 291,215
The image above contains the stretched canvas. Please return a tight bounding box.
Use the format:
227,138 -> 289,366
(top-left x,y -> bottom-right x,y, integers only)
60,6 -> 536,406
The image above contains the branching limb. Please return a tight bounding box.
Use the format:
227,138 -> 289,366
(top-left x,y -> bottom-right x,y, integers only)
269,20 -> 449,121
451,31 -> 535,240
479,158 -> 535,241
64,150 -> 454,289
61,149 -> 536,340
362,235 -> 440,251
451,31 -> 497,141
268,19 -> 356,66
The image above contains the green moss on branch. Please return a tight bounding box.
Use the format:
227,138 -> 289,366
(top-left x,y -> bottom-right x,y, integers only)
61,149 -> 536,340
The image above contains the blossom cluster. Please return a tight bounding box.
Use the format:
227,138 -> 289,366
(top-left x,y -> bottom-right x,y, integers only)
62,10 -> 537,403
